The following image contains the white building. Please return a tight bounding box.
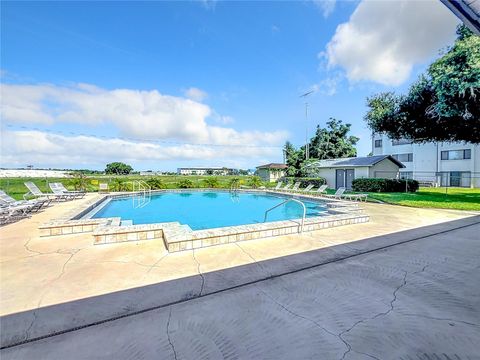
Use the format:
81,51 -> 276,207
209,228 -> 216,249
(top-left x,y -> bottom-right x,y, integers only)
372,134 -> 480,188
177,167 -> 233,176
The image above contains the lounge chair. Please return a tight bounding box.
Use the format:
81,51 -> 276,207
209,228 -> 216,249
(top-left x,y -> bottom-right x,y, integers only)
343,193 -> 368,202
0,204 -> 33,224
24,182 -> 66,201
285,182 -> 301,192
48,183 -> 78,200
300,184 -> 314,193
273,182 -> 283,191
51,182 -> 86,199
280,183 -> 292,192
322,187 -> 346,199
310,184 -> 328,195
0,190 -> 49,212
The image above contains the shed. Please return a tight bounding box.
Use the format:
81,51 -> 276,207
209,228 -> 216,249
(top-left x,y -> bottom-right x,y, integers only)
256,163 -> 288,182
308,155 -> 405,189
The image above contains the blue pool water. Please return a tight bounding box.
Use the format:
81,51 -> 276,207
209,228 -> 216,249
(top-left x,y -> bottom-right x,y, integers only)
91,191 -> 327,230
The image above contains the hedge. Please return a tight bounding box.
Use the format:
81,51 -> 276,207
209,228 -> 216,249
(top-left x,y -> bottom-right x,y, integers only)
283,177 -> 327,188
351,178 -> 419,193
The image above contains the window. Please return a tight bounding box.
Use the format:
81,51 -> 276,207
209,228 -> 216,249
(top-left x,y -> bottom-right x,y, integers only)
392,153 -> 413,162
437,171 -> 471,187
392,139 -> 412,146
440,149 -> 471,160
374,139 -> 382,148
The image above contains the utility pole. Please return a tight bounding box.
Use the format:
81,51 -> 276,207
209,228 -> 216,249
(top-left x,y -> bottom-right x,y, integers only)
300,90 -> 314,161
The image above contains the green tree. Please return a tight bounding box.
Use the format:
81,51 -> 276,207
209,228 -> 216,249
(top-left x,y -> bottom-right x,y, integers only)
105,162 -> 133,175
365,25 -> 480,143
308,118 -> 359,159
283,141 -> 303,177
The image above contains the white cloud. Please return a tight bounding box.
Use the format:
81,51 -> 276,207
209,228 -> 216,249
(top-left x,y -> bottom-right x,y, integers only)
0,130 -> 282,168
311,73 -> 342,96
184,87 -> 208,102
313,0 -> 336,18
324,0 -> 459,86
0,83 -> 287,146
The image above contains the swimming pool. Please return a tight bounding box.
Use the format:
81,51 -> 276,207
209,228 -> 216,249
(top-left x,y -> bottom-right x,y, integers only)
90,191 -> 327,230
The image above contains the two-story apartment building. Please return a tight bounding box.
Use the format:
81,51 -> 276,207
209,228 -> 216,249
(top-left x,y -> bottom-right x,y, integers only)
372,134 -> 480,188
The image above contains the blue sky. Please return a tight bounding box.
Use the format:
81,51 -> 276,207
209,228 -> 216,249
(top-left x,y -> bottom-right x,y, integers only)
1,0 -> 459,170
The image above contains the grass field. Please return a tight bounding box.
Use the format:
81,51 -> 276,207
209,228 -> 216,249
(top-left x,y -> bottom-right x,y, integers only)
366,187 -> 480,211
0,175 -> 263,200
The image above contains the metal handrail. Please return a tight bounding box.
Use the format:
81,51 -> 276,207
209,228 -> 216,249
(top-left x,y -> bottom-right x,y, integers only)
132,180 -> 151,208
264,198 -> 306,233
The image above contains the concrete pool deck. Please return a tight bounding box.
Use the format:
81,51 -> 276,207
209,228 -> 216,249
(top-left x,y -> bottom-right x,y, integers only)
1,193 -> 479,350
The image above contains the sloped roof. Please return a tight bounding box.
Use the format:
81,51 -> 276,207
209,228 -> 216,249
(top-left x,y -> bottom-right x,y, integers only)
441,0 -> 480,35
256,163 -> 288,169
310,155 -> 405,168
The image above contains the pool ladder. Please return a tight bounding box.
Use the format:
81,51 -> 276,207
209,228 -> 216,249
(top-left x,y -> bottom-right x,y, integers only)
132,180 -> 151,208
264,198 -> 306,233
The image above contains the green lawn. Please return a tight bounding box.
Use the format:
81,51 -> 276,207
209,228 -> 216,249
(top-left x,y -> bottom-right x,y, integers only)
0,175 -> 262,200
365,187 -> 480,211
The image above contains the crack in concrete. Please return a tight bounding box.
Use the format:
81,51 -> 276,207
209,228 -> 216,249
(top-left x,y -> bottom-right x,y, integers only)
23,238 -> 46,256
259,288 -> 347,357
235,243 -> 273,278
147,253 -> 169,274
36,249 -> 82,308
192,249 -> 205,296
23,310 -> 37,342
338,269 -> 408,360
166,308 -> 178,360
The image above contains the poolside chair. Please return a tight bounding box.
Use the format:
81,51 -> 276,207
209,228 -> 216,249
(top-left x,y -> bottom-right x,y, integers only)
300,184 -> 314,193
48,183 -> 77,200
0,190 -> 49,212
0,204 -> 32,224
24,182 -> 66,201
285,182 -> 301,192
310,184 -> 328,195
273,182 -> 283,191
343,193 -> 368,202
51,182 -> 86,199
281,183 -> 292,192
322,187 -> 346,200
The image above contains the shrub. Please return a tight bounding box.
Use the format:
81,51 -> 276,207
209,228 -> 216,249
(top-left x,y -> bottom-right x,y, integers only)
145,177 -> 164,190
229,177 -> 240,189
204,177 -> 219,188
248,176 -> 263,189
110,178 -> 131,192
351,178 -> 419,193
284,177 -> 326,188
177,179 -> 194,188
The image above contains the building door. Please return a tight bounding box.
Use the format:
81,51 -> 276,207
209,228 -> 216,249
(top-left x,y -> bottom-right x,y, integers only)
335,169 -> 345,189
345,169 -> 355,189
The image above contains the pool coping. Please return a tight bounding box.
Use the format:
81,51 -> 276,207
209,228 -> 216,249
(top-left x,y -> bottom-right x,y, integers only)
39,189 -> 369,251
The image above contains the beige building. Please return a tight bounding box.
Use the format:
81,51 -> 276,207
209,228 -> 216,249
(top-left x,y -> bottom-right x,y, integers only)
308,155 -> 405,190
256,163 -> 288,182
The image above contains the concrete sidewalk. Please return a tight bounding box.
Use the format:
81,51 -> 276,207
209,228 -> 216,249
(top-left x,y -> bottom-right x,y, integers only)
2,218 -> 479,359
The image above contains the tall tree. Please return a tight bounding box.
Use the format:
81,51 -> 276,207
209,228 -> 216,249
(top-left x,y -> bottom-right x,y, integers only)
365,25 -> 480,143
283,141 -> 303,176
105,162 -> 133,175
308,118 -> 359,159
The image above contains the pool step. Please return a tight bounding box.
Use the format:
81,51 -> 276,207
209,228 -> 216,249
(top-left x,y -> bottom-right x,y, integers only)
121,220 -> 133,226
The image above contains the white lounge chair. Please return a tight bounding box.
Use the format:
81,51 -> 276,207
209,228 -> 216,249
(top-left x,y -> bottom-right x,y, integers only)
24,182 -> 66,201
285,182 -> 301,192
273,182 -> 283,191
322,187 -> 346,199
0,190 -> 49,212
51,182 -> 86,199
48,183 -> 77,200
0,204 -> 33,224
343,193 -> 368,202
300,184 -> 314,193
281,183 -> 292,191
310,184 -> 328,195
